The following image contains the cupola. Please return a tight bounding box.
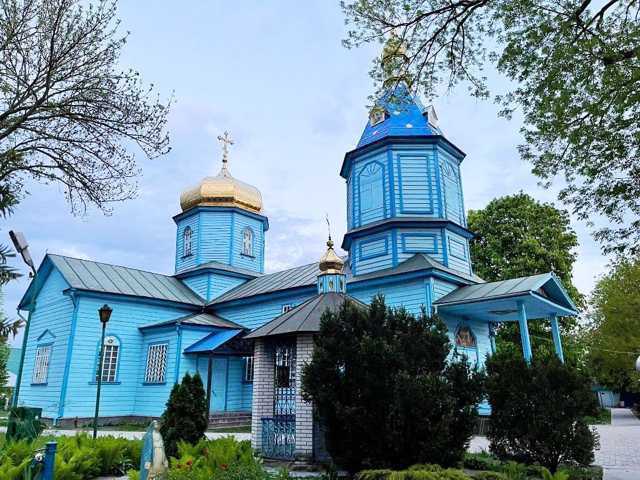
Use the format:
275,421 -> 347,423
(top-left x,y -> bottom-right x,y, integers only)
179,132 -> 263,213
317,236 -> 346,294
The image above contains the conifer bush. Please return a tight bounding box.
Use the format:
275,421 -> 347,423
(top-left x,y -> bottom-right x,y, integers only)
160,372 -> 209,457
485,352 -> 599,472
302,295 -> 485,473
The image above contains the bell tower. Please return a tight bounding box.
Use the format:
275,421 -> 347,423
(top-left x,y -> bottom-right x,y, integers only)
341,38 -> 473,278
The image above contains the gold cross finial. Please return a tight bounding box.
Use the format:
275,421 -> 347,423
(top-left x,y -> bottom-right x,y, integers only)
217,131 -> 234,168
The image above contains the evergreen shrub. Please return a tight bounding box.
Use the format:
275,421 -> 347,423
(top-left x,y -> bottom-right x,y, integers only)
302,295 -> 485,473
485,353 -> 599,472
160,372 -> 209,457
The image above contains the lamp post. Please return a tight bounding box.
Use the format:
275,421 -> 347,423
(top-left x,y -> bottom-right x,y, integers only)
9,231 -> 37,408
93,304 -> 112,439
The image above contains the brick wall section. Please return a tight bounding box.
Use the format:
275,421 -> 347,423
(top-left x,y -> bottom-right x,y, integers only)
294,334 -> 315,461
251,339 -> 274,452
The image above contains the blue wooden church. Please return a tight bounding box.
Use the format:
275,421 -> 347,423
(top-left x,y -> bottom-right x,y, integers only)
14,58 -> 577,459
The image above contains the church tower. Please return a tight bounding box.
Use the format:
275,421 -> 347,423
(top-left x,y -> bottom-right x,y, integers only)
341,38 -> 473,278
173,132 -> 268,300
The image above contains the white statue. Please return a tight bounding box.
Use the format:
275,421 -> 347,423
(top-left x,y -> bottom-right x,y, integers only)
141,420 -> 168,480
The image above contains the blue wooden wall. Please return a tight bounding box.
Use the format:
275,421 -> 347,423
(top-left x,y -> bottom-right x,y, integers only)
344,140 -> 472,278
175,209 -> 265,275
17,268 -> 74,419
182,273 -> 246,302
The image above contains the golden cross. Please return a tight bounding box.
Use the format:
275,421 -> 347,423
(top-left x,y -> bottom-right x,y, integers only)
217,131 -> 234,166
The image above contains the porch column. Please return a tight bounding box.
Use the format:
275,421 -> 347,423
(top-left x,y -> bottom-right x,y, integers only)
251,339 -> 274,452
488,322 -> 497,355
550,314 -> 565,364
294,334 -> 314,463
517,301 -> 533,364
206,352 -> 213,418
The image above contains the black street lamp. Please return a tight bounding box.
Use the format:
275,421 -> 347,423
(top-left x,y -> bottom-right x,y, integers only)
93,304 -> 112,439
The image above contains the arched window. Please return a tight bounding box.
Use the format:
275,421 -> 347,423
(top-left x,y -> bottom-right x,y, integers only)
96,335 -> 120,383
242,227 -> 254,257
358,162 -> 385,223
183,226 -> 193,257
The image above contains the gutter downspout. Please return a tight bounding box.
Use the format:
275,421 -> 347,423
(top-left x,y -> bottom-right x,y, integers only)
174,320 -> 183,384
13,304 -> 35,407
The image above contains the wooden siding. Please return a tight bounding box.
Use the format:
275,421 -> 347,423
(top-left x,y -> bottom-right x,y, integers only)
182,273 -> 246,302
439,149 -> 466,227
17,268 -> 74,419
231,213 -> 264,273
175,213 -> 199,273
444,231 -> 472,275
349,278 -> 430,316
175,210 -> 264,275
214,292 -> 315,331
396,151 -> 436,215
351,232 -> 394,275
63,296 -> 194,419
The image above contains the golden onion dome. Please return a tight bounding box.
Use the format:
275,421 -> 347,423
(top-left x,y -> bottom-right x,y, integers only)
179,132 -> 263,213
319,236 -> 344,274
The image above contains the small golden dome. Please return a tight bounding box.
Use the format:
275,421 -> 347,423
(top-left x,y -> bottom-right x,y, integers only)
180,132 -> 263,213
319,236 -> 344,274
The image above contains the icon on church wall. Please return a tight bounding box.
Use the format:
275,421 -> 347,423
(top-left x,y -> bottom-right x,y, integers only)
455,326 -> 476,348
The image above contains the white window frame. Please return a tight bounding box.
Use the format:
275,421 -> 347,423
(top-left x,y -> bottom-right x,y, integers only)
32,344 -> 52,384
242,227 -> 254,257
282,304 -> 294,313
183,226 -> 193,257
97,335 -> 120,383
243,356 -> 254,383
144,343 -> 168,384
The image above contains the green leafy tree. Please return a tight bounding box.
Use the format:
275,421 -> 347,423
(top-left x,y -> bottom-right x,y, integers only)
342,0 -> 640,254
160,373 -> 208,457
302,295 -> 485,473
486,352 -> 599,472
0,0 -> 171,296
467,193 -> 582,363
586,256 -> 640,393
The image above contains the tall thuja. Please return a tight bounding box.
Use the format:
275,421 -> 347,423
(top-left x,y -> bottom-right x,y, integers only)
302,295 -> 485,473
160,373 -> 208,457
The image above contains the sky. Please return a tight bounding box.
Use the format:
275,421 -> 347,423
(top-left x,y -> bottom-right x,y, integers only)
2,1 -> 611,346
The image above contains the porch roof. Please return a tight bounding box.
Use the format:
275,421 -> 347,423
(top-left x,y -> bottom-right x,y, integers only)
433,272 -> 578,321
244,292 -> 366,339
183,328 -> 245,354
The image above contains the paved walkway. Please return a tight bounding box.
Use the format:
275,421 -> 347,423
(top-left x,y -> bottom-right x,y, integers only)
470,409 -> 640,480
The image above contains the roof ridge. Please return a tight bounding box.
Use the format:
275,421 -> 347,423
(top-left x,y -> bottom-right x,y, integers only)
48,253 -> 176,279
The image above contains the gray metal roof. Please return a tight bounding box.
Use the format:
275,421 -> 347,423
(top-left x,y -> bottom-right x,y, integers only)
434,272 -> 565,306
47,254 -> 204,306
245,292 -> 367,339
350,253 -> 483,284
210,261 -> 320,304
139,312 -> 243,331
211,253 -> 481,306
175,261 -> 261,279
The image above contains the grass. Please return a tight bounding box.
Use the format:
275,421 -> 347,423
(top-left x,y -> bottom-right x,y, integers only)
585,407 -> 611,425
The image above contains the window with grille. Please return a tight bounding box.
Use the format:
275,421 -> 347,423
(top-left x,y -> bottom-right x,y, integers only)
242,227 -> 254,256
243,356 -> 254,383
32,345 -> 52,384
183,226 -> 193,257
145,343 -> 168,384
96,335 -> 120,383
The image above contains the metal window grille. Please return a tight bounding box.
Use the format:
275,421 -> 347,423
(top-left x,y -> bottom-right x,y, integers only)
183,227 -> 193,256
97,340 -> 119,383
274,342 -> 296,416
32,345 -> 51,384
242,228 -> 253,256
243,356 -> 254,382
145,343 -> 168,383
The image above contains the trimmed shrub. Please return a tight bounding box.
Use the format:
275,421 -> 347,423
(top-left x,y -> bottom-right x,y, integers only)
485,352 -> 599,472
357,469 -> 472,480
160,372 -> 209,457
470,473 -> 508,480
462,453 -> 502,472
302,295 -> 485,473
